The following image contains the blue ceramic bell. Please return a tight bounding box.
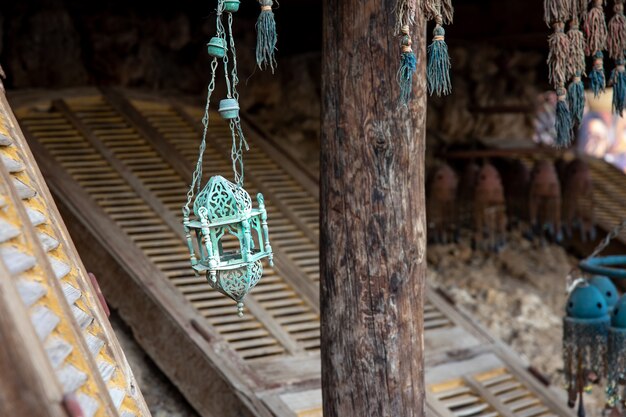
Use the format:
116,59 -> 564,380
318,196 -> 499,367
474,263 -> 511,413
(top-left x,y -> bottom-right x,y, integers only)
563,284 -> 610,409
590,275 -> 619,309
207,37 -> 227,58
607,296 -> 626,408
218,98 -> 240,120
223,0 -> 240,12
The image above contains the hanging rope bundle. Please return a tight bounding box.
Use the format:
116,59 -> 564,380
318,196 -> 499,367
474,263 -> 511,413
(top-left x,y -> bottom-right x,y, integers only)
182,0 -> 274,317
590,51 -> 607,96
556,86 -> 574,146
608,0 -> 626,58
398,25 -> 417,105
426,0 -> 453,97
549,22 -> 571,89
566,19 -> 586,128
394,0 -> 453,103
255,0 -> 277,72
611,58 -> 626,114
585,0 -> 609,56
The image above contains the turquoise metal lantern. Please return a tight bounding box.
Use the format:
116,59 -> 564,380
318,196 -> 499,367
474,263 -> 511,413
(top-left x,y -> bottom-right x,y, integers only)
184,177 -> 273,316
183,0 -> 273,317
563,283 -> 610,410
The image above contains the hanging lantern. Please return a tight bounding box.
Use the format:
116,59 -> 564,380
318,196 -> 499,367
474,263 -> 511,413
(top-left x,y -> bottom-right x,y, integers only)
563,283 -> 610,412
607,295 -> 626,413
183,0 -> 274,317
590,275 -> 620,309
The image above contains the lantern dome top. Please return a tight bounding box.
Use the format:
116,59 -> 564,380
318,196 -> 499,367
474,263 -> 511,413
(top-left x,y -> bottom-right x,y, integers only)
590,275 -> 619,308
193,175 -> 252,220
612,295 -> 626,328
566,284 -> 609,319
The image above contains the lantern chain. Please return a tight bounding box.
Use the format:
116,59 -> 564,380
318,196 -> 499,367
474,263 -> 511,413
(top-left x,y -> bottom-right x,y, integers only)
566,219 -> 626,293
586,219 -> 626,260
226,9 -> 248,188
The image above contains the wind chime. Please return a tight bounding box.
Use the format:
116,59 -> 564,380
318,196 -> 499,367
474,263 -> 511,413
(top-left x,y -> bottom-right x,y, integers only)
564,220 -> 626,416
182,0 -> 276,317
545,0 -> 626,147
396,0 -> 453,105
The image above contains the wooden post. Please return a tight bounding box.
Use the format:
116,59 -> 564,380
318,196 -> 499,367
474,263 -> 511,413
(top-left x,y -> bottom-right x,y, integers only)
320,0 -> 427,416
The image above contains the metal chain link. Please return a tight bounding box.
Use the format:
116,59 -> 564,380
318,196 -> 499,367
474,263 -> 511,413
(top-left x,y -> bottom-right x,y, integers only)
565,219 -> 626,293
586,219 -> 626,260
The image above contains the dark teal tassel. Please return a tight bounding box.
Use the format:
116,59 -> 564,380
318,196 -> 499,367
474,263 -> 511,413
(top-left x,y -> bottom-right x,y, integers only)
556,87 -> 573,147
589,51 -> 606,97
567,72 -> 585,127
397,28 -> 417,105
427,24 -> 452,96
611,59 -> 626,116
256,0 -> 277,72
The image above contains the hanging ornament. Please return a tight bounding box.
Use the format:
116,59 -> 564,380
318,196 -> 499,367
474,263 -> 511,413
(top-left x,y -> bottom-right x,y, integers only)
585,0 -> 609,56
608,0 -> 626,59
611,58 -> 626,115
426,0 -> 452,98
255,0 -> 277,72
567,18 -> 587,128
556,86 -> 574,146
398,25 -> 417,105
607,295 -> 626,413
563,282 -> 610,415
590,51 -> 607,96
183,0 -> 274,317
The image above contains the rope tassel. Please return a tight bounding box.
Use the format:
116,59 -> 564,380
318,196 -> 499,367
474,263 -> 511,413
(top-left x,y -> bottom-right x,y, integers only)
548,22 -> 571,88
567,19 -> 586,77
611,59 -> 626,115
556,87 -> 573,147
397,25 -> 417,105
585,0 -> 608,56
568,72 -> 585,127
427,23 -> 452,96
608,0 -> 626,60
256,0 -> 277,72
590,51 -> 606,96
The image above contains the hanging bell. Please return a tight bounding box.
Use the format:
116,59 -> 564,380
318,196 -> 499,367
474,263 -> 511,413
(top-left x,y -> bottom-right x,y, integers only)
590,275 -> 619,309
223,0 -> 241,12
207,37 -> 227,58
607,295 -> 626,410
218,98 -> 240,120
563,283 -> 610,410
183,176 -> 273,316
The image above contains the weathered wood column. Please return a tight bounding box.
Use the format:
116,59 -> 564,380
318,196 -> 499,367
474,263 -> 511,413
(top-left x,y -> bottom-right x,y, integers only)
320,0 -> 427,416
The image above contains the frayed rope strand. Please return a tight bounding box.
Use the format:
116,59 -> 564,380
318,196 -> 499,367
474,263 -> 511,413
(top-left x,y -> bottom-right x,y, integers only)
427,24 -> 452,96
590,51 -> 606,97
256,0 -> 277,72
567,73 -> 585,127
608,0 -> 626,59
611,60 -> 626,115
585,0 -> 608,56
397,26 -> 417,105
555,87 -> 573,147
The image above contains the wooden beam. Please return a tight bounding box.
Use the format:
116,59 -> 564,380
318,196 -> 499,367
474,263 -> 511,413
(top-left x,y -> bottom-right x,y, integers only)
320,1 -> 427,416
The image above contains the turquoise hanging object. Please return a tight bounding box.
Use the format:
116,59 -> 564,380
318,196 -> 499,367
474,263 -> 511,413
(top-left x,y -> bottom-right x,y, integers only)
223,0 -> 240,12
567,72 -> 585,128
590,275 -> 619,309
555,86 -> 572,148
590,51 -> 606,97
207,37 -> 227,58
427,23 -> 452,97
563,283 -> 610,412
256,0 -> 277,72
397,25 -> 417,105
607,295 -> 626,411
219,98 -> 240,120
611,59 -> 626,116
183,0 -> 273,317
